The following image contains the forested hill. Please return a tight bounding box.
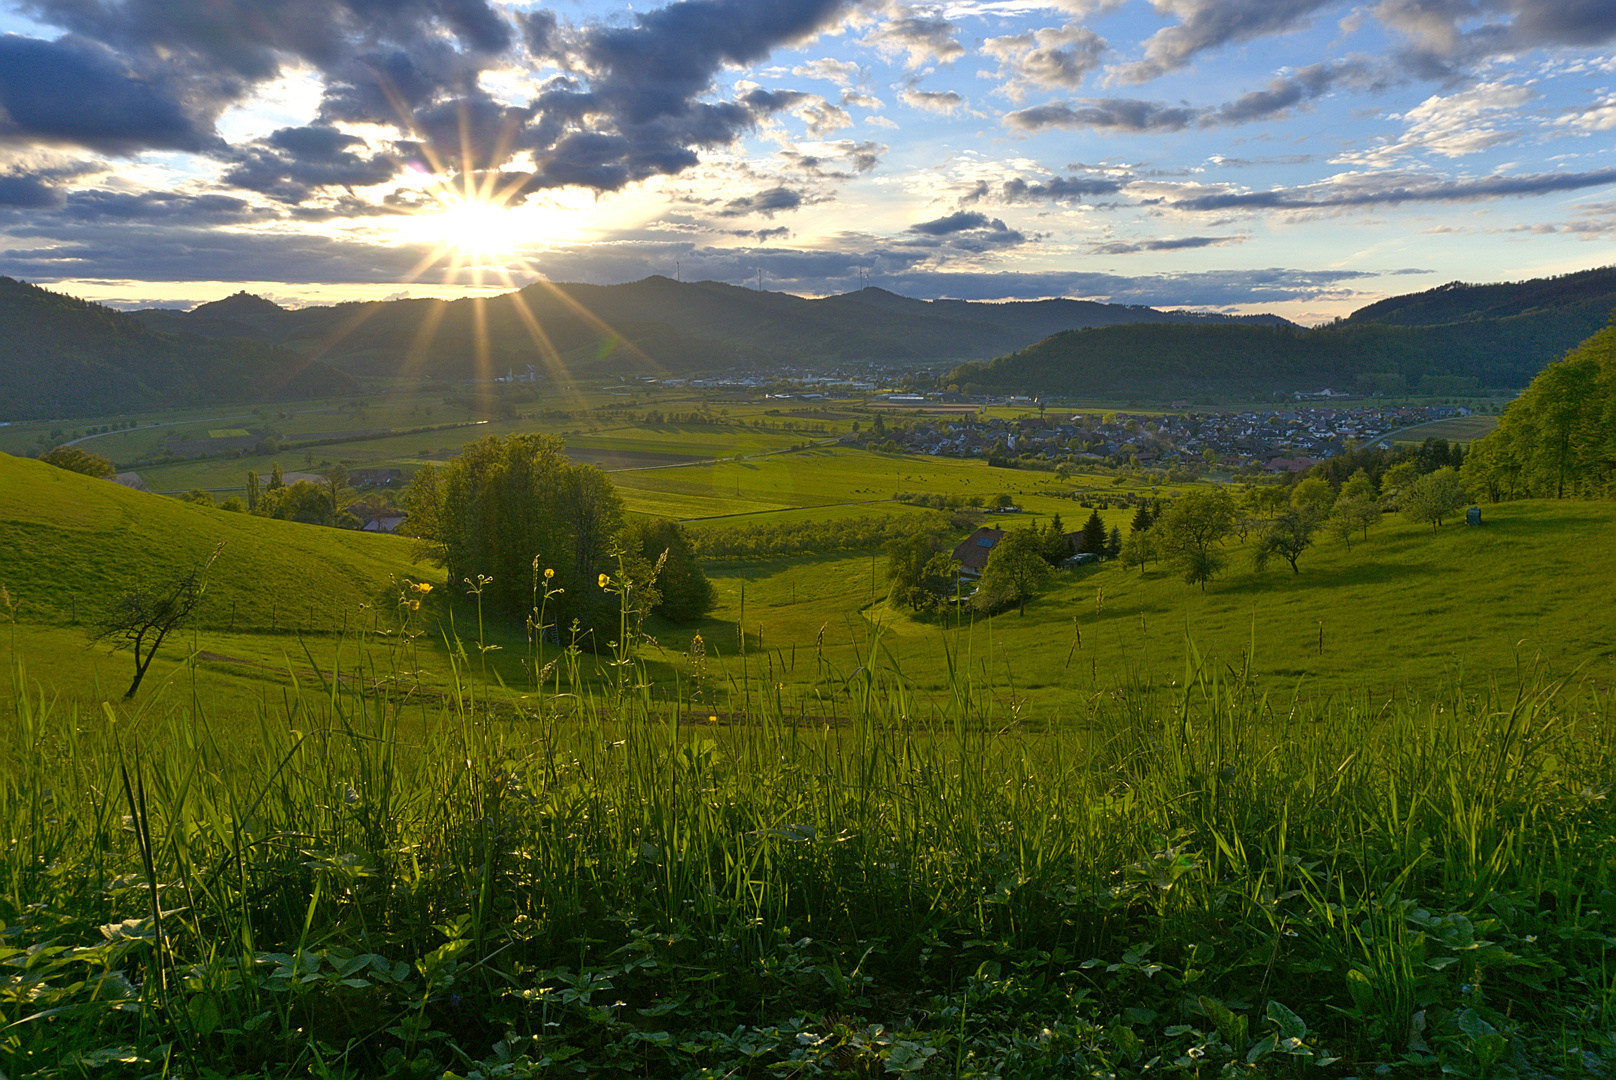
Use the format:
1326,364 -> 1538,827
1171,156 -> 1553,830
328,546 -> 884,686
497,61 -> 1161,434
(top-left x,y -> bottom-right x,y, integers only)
947,266 -> 1616,398
0,278 -> 357,421
1345,265 -> 1616,327
131,276 -> 1290,378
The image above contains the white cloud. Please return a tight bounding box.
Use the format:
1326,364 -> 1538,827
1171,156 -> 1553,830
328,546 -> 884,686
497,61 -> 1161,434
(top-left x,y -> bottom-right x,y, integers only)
1334,82 -> 1540,166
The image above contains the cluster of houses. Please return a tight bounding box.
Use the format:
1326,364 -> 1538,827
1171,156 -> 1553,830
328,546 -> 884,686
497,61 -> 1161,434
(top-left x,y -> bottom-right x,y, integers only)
853,404 -> 1470,469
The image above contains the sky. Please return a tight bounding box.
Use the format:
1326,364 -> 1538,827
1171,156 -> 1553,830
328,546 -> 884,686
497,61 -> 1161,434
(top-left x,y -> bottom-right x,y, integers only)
1,0 -> 1614,324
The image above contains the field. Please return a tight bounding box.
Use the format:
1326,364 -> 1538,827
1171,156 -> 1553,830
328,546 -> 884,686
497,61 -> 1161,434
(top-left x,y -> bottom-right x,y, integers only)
1390,414 -> 1501,444
5,394 -> 1615,1078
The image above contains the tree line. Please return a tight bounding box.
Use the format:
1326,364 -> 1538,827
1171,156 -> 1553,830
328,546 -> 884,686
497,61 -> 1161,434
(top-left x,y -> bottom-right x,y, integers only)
1462,317 -> 1616,501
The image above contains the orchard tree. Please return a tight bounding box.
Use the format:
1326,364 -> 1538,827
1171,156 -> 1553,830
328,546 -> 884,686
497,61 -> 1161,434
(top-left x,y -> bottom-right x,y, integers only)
1400,467 -> 1468,529
1252,507 -> 1322,574
1155,488 -> 1236,590
1331,495 -> 1381,548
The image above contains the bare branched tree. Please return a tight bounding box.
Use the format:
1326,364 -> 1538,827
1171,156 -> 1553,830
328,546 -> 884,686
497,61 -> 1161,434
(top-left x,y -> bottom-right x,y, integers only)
96,543 -> 223,698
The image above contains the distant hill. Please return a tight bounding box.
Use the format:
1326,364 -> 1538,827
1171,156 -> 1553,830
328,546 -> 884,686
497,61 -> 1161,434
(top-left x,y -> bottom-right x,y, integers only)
0,278 -> 357,421
947,265 -> 1616,398
132,276 -> 1292,379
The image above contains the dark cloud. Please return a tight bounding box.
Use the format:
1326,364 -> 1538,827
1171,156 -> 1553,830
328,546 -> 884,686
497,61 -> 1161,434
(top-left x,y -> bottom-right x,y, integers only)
0,171 -> 64,208
1172,167 -> 1616,211
909,211 -> 996,236
906,211 -> 1026,249
1090,235 -> 1247,254
1376,0 -> 1616,72
0,34 -> 214,153
1006,98 -> 1199,132
983,24 -> 1108,100
1111,0 -> 1337,85
223,125 -> 398,203
719,186 -> 807,217
521,0 -> 851,191
1001,174 -> 1127,202
1211,61 -> 1365,124
60,190 -> 263,223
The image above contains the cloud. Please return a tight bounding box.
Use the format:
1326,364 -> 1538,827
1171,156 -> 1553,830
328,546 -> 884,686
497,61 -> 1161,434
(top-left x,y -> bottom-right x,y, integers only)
718,185 -> 808,217
900,88 -> 966,114
906,210 -> 1027,248
1109,0 -> 1336,85
223,125 -> 398,202
983,24 -> 1108,102
1169,167 -> 1616,211
862,5 -> 967,69
1089,234 -> 1247,254
1375,0 -> 1616,71
0,34 -> 216,153
792,97 -> 855,137
1006,60 -> 1371,133
792,57 -> 862,85
776,139 -> 887,177
1334,81 -> 1537,166
841,89 -> 885,109
1005,97 -> 1198,131
522,0 -> 853,191
1000,174 -> 1127,201
1211,61 -> 1368,124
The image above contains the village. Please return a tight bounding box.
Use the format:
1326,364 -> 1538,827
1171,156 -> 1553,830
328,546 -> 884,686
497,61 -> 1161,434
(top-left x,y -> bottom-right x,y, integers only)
850,402 -> 1471,472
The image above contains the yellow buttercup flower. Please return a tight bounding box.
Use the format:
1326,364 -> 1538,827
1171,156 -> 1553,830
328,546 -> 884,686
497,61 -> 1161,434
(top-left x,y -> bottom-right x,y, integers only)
412,582 -> 432,594
544,568 -> 554,579
409,600 -> 421,610
598,573 -> 610,588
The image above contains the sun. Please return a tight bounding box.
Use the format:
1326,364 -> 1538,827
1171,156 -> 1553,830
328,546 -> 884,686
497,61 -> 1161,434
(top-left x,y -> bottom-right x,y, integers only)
422,195 -> 517,259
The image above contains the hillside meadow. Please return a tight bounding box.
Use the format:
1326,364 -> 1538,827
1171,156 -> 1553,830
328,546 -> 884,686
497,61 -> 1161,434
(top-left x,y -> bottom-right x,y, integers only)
4,449 -> 1616,1077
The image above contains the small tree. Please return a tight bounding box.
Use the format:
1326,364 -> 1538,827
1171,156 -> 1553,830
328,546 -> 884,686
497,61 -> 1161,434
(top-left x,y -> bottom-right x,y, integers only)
1040,513 -> 1072,565
1078,509 -> 1107,555
96,544 -> 223,698
1119,528 -> 1154,574
1331,494 -> 1381,548
1252,507 -> 1321,574
1130,502 -> 1154,533
1106,525 -> 1122,559
246,470 -> 261,510
1400,467 -> 1467,529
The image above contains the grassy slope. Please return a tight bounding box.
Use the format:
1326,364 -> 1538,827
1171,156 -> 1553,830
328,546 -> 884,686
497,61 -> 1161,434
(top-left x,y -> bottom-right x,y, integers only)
0,453 -> 434,707
695,498 -> 1616,715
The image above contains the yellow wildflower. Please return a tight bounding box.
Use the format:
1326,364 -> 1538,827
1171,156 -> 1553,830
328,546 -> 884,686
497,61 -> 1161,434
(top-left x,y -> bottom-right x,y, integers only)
409,600 -> 421,610
544,568 -> 554,579
412,582 -> 433,594
598,573 -> 610,588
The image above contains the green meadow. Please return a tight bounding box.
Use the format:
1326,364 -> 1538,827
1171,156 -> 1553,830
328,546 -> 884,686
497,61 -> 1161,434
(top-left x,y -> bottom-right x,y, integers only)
3,413 -> 1615,1077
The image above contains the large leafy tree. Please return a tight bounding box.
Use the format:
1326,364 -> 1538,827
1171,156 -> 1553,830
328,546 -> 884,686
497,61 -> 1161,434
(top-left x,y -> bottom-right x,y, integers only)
416,435 -> 625,638
1155,488 -> 1236,590
41,446 -> 114,478
1400,467 -> 1468,529
973,527 -> 1052,616
887,530 -> 954,611
1462,318 -> 1616,500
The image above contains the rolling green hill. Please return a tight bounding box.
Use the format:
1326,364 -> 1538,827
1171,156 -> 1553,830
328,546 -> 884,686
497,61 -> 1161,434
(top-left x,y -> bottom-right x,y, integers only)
948,264 -> 1616,397
132,276 -> 1289,378
0,277 -> 356,421
0,452 -> 421,633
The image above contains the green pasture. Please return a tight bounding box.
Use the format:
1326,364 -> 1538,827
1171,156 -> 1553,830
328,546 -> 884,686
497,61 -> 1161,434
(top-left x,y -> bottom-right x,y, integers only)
684,497 -> 1616,717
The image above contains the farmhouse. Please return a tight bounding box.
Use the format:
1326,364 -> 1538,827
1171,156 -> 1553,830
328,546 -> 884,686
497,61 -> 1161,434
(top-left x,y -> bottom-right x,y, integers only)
951,527 -> 1005,579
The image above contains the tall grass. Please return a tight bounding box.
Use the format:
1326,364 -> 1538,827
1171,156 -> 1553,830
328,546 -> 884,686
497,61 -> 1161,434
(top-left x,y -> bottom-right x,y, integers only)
1,607 -> 1612,1077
